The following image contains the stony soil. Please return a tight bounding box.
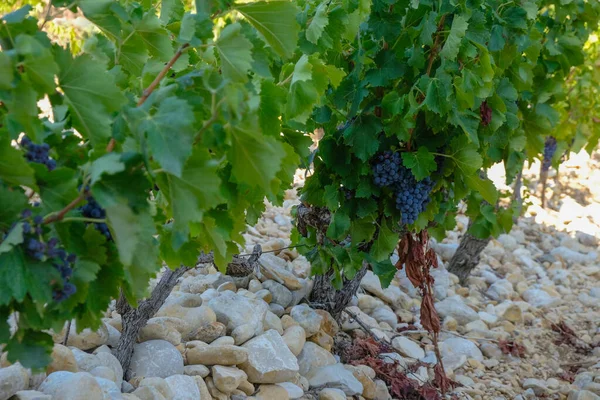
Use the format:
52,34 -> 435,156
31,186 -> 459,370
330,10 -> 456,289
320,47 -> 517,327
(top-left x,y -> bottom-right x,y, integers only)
1,153 -> 599,400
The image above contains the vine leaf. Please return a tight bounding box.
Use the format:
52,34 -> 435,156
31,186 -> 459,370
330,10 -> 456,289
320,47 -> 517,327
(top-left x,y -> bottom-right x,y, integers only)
0,136 -> 38,190
465,175 -> 498,204
0,52 -> 13,89
14,35 -> 58,92
5,331 -> 53,370
0,223 -> 23,255
56,49 -> 126,146
286,55 -> 319,122
0,249 -> 27,304
343,115 -> 381,162
439,15 -> 469,61
215,23 -> 253,83
424,78 -> 450,115
156,148 -> 223,245
402,147 -> 436,181
370,218 -> 398,262
228,123 -> 284,191
327,209 -> 351,240
90,153 -> 126,184
236,1 -> 300,59
259,80 -> 287,137
306,3 -> 329,44
137,97 -> 195,177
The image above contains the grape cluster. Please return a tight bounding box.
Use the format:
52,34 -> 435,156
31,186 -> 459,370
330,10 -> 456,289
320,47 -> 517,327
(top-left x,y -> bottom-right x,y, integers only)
18,209 -> 77,302
542,136 -> 557,172
371,151 -> 435,225
394,170 -> 434,225
372,151 -> 402,187
20,136 -> 56,171
80,196 -> 112,240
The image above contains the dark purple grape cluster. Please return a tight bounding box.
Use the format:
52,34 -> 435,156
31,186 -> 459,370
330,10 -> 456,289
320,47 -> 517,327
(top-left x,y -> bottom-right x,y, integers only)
80,196 -> 111,240
19,209 -> 77,302
542,136 -> 557,171
394,167 -> 434,225
20,136 -> 56,171
373,151 -> 402,187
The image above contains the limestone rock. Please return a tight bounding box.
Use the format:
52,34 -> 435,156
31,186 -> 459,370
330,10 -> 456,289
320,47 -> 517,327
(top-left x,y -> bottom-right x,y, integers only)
263,311 -> 284,335
262,280 -> 293,308
139,377 -> 174,399
486,279 -> 514,301
208,291 -> 269,336
319,388 -> 347,400
188,321 -> 227,343
276,382 -> 304,399
522,288 -> 561,308
183,364 -> 209,378
211,365 -> 247,393
435,296 -> 479,324
39,371 -> 104,400
0,364 -> 30,399
290,304 -> 322,338
155,305 -> 216,336
314,310 -> 339,337
231,323 -> 256,345
186,344 -> 248,366
308,364 -> 363,396
296,341 -> 336,378
47,344 -> 78,374
259,254 -> 303,290
129,340 -> 184,379
165,374 -> 202,400
138,317 -> 186,345
12,391 -> 51,400
282,325 -> 306,356
133,385 -> 167,400
55,321 -> 109,350
391,337 -> 424,360
240,330 -> 299,383
255,384 -> 290,400
522,378 -> 549,396
440,338 -> 483,362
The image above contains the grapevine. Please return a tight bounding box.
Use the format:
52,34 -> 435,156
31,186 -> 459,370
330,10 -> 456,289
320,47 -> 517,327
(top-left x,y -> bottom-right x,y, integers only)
20,136 -> 56,171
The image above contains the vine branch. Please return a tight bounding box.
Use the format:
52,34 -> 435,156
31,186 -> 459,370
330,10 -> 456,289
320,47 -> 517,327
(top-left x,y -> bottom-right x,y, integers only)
106,43 -> 190,152
42,193 -> 86,225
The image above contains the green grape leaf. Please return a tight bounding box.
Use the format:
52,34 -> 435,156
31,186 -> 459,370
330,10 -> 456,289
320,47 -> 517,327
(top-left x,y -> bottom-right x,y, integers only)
90,153 -> 126,184
73,260 -> 102,283
0,249 -> 27,305
0,136 -> 37,190
56,50 -> 126,146
342,116 -> 381,162
36,167 -> 79,212
351,218 -> 376,245
306,3 -> 329,44
0,52 -> 13,89
236,1 -> 300,59
326,209 -> 351,240
0,223 -> 23,255
215,23 -> 253,83
465,175 -> 498,204
160,0 -> 184,24
138,97 -> 195,177
14,35 -> 59,93
0,186 -> 27,231
323,185 -> 340,211
439,15 -> 468,61
424,78 -> 450,115
449,138 -> 483,174
5,330 -> 53,370
365,254 -> 396,288
156,148 -> 223,243
401,147 -> 436,181
370,218 -> 398,262
228,122 -> 284,191
420,11 -> 438,46
259,80 -> 287,137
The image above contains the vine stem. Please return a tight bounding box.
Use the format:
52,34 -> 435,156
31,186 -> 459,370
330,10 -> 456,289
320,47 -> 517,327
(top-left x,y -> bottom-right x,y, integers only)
426,14 -> 447,77
106,43 -> 190,152
43,193 -> 86,225
60,217 -> 107,224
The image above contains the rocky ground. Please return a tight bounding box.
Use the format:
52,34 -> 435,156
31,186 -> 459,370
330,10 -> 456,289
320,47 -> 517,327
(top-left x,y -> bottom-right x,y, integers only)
1,153 -> 599,400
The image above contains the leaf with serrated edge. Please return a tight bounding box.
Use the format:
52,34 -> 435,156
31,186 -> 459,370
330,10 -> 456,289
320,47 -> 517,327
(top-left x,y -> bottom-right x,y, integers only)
236,1 -> 300,59
215,23 -> 253,83
401,147 -> 436,181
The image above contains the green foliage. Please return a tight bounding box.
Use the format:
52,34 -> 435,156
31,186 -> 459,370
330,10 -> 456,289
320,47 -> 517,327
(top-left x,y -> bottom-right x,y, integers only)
0,0 -> 334,367
292,0 -> 600,287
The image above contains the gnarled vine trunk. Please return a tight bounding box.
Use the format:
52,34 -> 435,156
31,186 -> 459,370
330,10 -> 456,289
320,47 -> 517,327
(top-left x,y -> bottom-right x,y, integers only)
296,204 -> 370,318
447,223 -> 491,284
115,249 -> 261,378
